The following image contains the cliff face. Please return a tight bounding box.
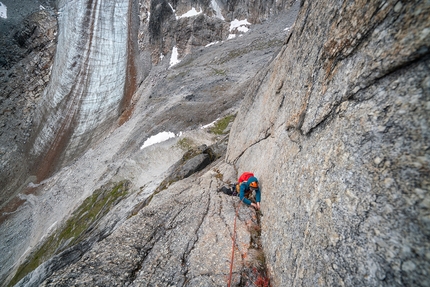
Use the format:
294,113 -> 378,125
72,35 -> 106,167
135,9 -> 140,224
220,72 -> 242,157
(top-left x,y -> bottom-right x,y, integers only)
2,0 -> 429,286
0,7 -> 57,208
136,0 -> 294,65
27,0 -> 132,181
1,1 -> 298,285
227,0 -> 430,286
0,0 -> 295,208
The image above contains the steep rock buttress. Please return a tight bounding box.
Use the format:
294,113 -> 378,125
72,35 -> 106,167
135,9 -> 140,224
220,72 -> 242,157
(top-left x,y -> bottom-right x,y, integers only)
227,0 -> 430,286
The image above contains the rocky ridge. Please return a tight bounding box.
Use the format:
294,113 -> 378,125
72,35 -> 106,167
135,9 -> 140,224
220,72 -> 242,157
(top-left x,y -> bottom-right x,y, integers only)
136,0 -> 295,66
1,3 -> 299,286
1,0 -> 428,286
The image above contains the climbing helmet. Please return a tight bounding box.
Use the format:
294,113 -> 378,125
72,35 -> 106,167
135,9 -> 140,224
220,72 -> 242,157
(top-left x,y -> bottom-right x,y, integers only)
249,181 -> 258,190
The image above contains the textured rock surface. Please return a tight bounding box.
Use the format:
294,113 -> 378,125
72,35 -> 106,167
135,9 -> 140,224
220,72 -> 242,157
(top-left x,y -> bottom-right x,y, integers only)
35,162 -> 264,287
4,0 -> 429,286
137,0 -> 296,64
227,0 -> 430,286
1,7 -> 296,285
0,9 -> 57,208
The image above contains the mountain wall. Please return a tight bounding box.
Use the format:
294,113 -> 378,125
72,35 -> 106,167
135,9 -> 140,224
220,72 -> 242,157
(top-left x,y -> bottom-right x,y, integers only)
136,0 -> 294,65
0,5 -> 57,209
27,0 -> 133,181
0,0 -> 295,210
1,0 -> 429,286
227,0 -> 430,286
1,1 -> 298,286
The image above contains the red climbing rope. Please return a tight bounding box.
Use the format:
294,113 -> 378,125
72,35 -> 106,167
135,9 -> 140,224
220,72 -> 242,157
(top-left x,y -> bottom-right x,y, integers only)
227,203 -> 240,287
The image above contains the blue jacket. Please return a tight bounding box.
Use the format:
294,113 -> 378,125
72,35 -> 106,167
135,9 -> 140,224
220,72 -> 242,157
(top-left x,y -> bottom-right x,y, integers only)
239,176 -> 261,206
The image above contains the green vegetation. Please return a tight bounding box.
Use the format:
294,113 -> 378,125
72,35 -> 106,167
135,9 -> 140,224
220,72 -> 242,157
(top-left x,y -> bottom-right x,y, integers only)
9,181 -> 130,287
176,137 -> 196,151
209,114 -> 236,135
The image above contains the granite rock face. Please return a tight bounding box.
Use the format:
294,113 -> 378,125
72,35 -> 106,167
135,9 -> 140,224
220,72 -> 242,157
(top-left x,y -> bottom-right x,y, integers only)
0,9 -> 57,208
227,0 -> 430,286
23,162 -> 266,287
1,5 -> 297,285
3,0 -> 429,286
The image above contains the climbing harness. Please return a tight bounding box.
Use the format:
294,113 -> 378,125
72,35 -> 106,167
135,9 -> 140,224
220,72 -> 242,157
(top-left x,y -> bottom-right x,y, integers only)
227,202 -> 240,287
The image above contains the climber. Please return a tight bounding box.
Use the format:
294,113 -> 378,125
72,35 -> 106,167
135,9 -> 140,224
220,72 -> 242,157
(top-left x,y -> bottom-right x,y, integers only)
218,172 -> 261,210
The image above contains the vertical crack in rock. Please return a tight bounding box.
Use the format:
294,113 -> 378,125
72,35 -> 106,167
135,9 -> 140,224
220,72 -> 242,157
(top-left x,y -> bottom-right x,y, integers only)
127,229 -> 158,283
182,189 -> 211,283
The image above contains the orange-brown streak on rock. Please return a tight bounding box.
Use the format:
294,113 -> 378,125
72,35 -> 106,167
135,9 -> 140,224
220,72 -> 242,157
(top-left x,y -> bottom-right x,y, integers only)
34,106 -> 77,182
33,0 -> 99,182
0,197 -> 27,225
0,184 -> 43,224
119,0 -> 138,126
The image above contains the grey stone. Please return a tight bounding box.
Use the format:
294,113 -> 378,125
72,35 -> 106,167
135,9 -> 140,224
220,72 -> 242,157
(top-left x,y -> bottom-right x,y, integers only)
227,0 -> 430,286
3,0 -> 429,287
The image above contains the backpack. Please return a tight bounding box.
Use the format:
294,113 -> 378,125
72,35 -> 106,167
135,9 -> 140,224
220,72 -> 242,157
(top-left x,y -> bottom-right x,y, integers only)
238,172 -> 254,183
235,172 -> 255,193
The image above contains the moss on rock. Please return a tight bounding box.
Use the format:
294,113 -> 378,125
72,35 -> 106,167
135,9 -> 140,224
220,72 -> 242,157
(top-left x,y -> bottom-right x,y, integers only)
9,180 -> 130,286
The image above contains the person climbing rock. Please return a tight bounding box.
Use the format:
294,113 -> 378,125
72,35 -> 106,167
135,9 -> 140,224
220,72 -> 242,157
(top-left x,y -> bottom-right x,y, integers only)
218,172 -> 261,210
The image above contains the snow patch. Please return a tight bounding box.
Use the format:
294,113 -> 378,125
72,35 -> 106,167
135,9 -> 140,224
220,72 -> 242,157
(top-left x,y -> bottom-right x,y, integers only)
169,46 -> 181,67
168,3 -> 175,13
201,118 -> 220,129
0,2 -> 7,19
229,19 -> 251,32
205,41 -> 219,47
177,7 -> 202,19
140,131 -> 178,149
237,26 -> 249,33
227,34 -> 236,40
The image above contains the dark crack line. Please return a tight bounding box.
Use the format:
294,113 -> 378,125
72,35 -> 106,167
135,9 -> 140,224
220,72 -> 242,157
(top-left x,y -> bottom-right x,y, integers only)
128,194 -> 196,284
128,225 -> 163,284
165,203 -> 189,230
232,129 -> 272,164
181,190 -> 211,286
217,194 -> 237,241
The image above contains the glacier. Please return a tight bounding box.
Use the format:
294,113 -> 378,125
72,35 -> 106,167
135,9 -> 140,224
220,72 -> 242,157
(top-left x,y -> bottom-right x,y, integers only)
29,0 -> 131,180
